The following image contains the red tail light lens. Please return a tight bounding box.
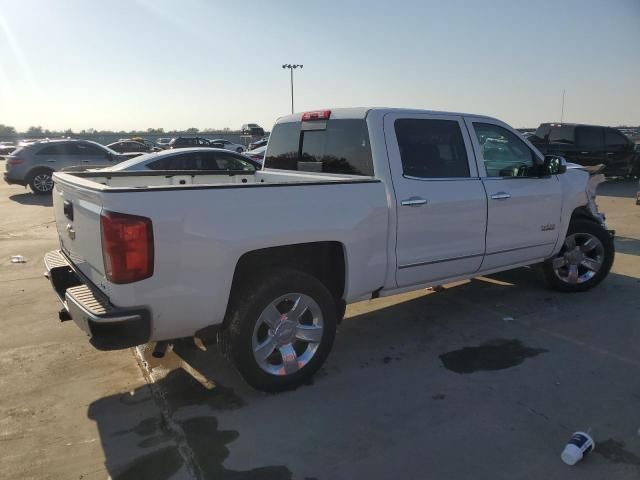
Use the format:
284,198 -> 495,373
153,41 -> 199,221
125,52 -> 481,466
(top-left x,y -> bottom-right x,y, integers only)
8,157 -> 24,165
100,211 -> 154,284
301,110 -> 331,121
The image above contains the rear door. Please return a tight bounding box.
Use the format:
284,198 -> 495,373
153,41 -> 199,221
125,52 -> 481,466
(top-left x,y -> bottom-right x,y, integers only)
70,143 -> 112,167
384,113 -> 487,287
465,118 -> 562,270
574,126 -> 606,168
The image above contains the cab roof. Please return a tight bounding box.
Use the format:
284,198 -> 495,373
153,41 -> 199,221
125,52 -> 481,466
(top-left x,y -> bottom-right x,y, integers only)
275,107 -> 499,124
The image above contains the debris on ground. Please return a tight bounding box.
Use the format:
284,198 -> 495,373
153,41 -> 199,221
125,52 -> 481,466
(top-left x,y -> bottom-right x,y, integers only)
10,255 -> 26,263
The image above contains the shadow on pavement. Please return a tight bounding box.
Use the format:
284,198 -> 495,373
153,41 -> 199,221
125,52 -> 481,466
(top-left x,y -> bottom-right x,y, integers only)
88,267 -> 640,479
597,178 -> 638,199
615,236 -> 640,256
9,192 -> 52,206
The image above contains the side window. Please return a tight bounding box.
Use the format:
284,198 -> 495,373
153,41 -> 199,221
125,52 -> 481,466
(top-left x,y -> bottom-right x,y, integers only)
575,127 -> 604,146
473,123 -> 538,177
548,126 -> 575,144
215,152 -> 255,171
148,153 -> 193,170
394,119 -> 470,178
605,130 -> 628,147
75,143 -> 105,156
37,145 -> 63,155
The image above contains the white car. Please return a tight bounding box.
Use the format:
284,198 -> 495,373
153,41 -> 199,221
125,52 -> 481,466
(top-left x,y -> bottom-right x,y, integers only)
208,138 -> 245,153
46,107 -> 614,392
96,147 -> 258,172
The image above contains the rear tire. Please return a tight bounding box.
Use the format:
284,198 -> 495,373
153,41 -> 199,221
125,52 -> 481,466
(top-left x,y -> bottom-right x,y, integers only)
236,147 -> 244,153
543,218 -> 614,292
220,269 -> 337,392
28,168 -> 54,195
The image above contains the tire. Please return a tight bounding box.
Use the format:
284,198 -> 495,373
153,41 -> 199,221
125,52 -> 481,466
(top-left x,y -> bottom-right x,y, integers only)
220,269 -> 337,392
28,168 -> 54,195
236,147 -> 244,153
543,218 -> 614,292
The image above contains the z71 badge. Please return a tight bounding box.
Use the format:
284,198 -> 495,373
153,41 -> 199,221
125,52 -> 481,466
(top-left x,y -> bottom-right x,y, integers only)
541,224 -> 556,231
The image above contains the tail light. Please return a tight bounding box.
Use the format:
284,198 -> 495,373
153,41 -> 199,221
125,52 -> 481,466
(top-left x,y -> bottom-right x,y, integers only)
302,110 -> 331,121
101,211 -> 154,284
8,156 -> 24,165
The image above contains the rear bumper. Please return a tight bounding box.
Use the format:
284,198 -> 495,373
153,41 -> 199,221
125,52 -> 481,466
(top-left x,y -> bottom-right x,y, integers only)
3,172 -> 26,186
44,250 -> 150,350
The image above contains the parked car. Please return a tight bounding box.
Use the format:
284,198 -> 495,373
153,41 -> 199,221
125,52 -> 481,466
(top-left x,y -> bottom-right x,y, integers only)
529,123 -> 637,177
244,145 -> 266,164
156,137 -> 172,149
241,123 -> 265,136
4,139 -> 137,194
248,137 -> 269,151
107,140 -> 160,154
208,138 -> 245,153
0,142 -> 16,157
99,147 -> 260,172
168,137 -> 214,149
46,107 -> 614,392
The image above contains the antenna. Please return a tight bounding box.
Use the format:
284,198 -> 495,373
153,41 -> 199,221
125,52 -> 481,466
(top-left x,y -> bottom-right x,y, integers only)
560,89 -> 565,123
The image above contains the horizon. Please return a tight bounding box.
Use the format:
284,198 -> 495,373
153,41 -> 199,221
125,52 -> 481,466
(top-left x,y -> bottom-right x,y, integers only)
1,0 -> 639,131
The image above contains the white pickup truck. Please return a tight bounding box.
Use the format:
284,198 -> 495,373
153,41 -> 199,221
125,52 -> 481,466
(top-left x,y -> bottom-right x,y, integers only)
45,108 -> 614,391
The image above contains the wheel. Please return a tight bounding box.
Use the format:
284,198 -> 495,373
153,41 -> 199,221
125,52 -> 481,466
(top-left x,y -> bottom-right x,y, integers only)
236,147 -> 244,153
220,269 -> 337,392
29,168 -> 54,194
543,218 -> 614,292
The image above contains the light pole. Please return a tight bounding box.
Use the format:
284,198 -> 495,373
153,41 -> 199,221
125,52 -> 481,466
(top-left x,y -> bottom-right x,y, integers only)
282,64 -> 303,114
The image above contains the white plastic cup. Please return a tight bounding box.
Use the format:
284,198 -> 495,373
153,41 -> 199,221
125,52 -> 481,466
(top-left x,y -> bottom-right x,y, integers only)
561,431 -> 595,466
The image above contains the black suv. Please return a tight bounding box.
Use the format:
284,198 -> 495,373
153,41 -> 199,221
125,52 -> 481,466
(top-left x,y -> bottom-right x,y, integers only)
168,137 -> 213,149
529,123 -> 637,176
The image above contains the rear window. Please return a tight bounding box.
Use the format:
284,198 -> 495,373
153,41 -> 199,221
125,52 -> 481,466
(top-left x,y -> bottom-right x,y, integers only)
548,126 -> 575,144
264,119 -> 373,176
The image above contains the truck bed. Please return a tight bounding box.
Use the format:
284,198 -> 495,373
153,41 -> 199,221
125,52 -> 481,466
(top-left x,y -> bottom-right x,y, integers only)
54,168 -> 376,190
51,168 -> 389,341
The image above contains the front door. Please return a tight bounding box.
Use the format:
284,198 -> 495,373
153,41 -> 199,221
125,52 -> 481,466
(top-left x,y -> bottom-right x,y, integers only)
384,113 -> 487,288
465,118 -> 562,270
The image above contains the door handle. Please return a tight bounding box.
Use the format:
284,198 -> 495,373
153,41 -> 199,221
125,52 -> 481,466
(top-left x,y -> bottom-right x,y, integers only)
401,197 -> 428,206
81,160 -> 90,163
491,192 -> 511,200
580,151 -> 590,154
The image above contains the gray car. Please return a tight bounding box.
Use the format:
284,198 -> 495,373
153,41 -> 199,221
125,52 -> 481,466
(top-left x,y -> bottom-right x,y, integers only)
3,139 -> 136,194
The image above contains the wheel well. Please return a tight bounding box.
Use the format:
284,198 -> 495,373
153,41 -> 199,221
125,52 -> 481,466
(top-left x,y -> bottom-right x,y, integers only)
27,166 -> 54,181
571,205 -> 597,222
229,241 -> 346,308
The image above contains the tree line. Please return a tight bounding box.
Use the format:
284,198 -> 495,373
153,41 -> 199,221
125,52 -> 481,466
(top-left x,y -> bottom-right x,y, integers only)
0,124 -> 235,136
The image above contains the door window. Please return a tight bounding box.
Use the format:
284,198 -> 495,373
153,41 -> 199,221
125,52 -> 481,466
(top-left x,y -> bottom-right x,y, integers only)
394,119 -> 469,178
473,123 -> 537,177
215,151 -> 255,171
575,126 -> 604,146
605,129 -> 628,147
74,143 -> 105,156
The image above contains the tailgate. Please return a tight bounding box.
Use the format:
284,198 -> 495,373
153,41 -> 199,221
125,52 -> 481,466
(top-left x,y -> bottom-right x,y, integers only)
53,179 -> 107,288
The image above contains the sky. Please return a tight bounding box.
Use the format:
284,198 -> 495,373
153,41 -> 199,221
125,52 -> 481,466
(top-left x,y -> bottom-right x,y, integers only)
0,0 -> 639,132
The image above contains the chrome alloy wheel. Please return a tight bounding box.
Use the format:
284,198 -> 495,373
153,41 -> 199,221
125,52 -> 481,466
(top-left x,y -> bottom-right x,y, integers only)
252,293 -> 324,376
32,173 -> 54,192
552,233 -> 605,284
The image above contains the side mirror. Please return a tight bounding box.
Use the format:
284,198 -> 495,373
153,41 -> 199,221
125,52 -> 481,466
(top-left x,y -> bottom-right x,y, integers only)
542,155 -> 567,175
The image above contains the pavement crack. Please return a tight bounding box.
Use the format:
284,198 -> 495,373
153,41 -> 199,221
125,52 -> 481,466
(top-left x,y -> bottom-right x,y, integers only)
131,347 -> 202,480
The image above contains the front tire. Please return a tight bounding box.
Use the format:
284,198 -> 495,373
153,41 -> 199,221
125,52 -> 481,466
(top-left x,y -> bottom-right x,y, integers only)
220,269 -> 337,392
543,218 -> 614,292
28,168 -> 54,195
